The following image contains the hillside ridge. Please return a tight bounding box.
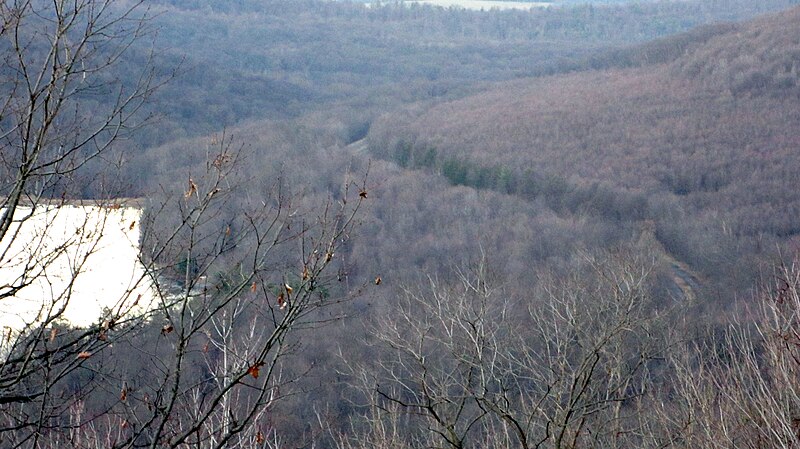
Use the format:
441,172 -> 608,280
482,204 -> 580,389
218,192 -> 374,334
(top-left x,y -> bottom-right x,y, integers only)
364,5 -> 800,297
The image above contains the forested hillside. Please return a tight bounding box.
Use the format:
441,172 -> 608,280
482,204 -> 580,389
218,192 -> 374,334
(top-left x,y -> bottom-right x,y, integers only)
3,0 -> 800,447
367,6 -> 800,304
86,0 -> 800,147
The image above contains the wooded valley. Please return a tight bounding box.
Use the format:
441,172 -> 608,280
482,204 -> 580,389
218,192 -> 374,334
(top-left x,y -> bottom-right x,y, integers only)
2,0 -> 800,447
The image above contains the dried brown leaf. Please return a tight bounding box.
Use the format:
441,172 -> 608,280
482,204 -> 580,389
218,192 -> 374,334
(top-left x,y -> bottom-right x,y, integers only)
185,178 -> 197,198
277,292 -> 286,310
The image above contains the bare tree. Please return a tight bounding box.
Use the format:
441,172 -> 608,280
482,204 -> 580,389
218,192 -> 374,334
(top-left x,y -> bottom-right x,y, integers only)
0,0 -> 158,218
1,128 -> 367,448
0,0 -> 159,445
641,259 -> 800,449
0,1 -> 368,447
339,249 -> 674,449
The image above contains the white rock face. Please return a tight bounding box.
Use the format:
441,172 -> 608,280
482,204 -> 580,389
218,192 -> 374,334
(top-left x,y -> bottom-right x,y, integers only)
0,204 -> 157,332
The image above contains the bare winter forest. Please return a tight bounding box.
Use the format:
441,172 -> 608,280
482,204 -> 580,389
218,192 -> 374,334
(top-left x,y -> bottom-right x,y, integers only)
2,0 -> 800,447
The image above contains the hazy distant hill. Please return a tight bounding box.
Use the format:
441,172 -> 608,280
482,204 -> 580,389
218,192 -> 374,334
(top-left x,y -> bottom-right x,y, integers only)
72,0 -> 800,151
